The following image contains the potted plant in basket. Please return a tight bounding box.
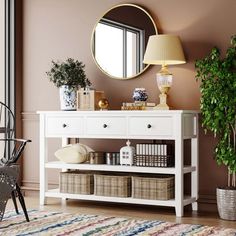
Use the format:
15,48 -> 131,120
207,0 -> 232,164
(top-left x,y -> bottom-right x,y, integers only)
195,35 -> 236,220
46,58 -> 91,110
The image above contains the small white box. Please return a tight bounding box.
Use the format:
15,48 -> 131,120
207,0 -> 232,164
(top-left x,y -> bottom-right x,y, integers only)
77,89 -> 104,110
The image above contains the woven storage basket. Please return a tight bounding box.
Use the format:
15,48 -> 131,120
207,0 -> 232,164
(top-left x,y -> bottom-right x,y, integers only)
60,171 -> 94,194
94,174 -> 131,197
132,175 -> 174,200
217,187 -> 236,220
134,155 -> 174,167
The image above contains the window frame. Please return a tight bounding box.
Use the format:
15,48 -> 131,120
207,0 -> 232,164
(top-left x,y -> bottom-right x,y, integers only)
4,0 -> 15,117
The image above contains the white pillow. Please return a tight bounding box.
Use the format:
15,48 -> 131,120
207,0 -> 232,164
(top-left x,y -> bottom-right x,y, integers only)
55,143 -> 94,164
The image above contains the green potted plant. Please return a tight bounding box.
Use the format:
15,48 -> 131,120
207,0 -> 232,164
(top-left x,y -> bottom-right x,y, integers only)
195,35 -> 236,220
46,58 -> 91,110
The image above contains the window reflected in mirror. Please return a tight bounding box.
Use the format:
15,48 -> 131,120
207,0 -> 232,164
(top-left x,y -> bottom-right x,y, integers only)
91,4 -> 157,80
95,20 -> 123,77
94,18 -> 144,78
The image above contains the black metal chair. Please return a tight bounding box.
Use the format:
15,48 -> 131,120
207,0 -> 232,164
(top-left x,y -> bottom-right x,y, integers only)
0,165 -> 19,221
0,101 -> 31,222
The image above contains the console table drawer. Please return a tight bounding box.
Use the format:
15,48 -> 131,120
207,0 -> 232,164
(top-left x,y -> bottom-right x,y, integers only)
46,116 -> 84,136
129,116 -> 173,137
86,117 -> 126,136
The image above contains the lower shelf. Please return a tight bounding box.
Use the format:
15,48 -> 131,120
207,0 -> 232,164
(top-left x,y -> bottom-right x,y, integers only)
45,189 -> 196,208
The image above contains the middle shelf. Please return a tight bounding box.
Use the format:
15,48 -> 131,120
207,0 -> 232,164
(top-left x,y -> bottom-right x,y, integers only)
45,161 -> 196,174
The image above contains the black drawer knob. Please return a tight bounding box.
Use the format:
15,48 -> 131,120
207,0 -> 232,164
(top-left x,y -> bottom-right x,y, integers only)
147,124 -> 152,129
103,124 -> 108,128
62,124 -> 67,128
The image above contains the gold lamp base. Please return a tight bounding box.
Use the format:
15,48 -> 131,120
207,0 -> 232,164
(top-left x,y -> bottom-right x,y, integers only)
153,93 -> 169,110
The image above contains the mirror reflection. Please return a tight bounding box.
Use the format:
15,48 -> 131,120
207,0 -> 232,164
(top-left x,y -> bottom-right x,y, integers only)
92,4 -> 157,79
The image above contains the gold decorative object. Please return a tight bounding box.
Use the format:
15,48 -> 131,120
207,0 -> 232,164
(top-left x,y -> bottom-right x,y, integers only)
98,98 -> 109,110
143,35 -> 186,110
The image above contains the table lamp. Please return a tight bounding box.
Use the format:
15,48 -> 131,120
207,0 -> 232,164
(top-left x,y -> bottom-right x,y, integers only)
143,35 -> 186,110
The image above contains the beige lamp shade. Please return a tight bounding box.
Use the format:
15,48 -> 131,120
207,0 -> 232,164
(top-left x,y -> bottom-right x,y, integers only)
143,35 -> 186,65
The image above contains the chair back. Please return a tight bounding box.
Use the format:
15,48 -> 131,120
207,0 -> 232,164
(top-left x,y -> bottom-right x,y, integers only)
0,102 -> 15,165
0,102 -> 15,139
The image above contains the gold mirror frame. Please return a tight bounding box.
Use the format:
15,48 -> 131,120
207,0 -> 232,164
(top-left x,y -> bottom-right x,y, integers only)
91,3 -> 158,80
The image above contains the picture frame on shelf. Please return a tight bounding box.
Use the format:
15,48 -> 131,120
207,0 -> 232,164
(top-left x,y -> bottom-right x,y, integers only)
77,89 -> 105,110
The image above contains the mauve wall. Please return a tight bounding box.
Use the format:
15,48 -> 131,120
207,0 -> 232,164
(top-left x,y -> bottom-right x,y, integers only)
22,0 -> 236,210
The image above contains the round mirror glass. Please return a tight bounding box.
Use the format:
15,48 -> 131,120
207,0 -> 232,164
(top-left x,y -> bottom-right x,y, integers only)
91,4 -> 157,80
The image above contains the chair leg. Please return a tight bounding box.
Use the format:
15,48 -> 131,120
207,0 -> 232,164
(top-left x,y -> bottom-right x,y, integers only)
11,191 -> 19,214
15,184 -> 29,222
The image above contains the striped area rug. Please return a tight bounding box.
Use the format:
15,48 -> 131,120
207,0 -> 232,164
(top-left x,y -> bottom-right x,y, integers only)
0,209 -> 236,236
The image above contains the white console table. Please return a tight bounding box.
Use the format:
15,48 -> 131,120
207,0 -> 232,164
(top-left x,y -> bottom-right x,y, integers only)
38,110 -> 199,217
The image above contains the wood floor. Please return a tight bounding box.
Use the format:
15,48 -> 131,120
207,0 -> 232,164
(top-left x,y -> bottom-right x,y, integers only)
5,196 -> 236,229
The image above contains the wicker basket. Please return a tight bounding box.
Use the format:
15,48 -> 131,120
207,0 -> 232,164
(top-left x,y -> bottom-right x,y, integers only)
134,155 -> 174,167
132,175 -> 174,200
94,174 -> 131,197
60,171 -> 94,194
217,187 -> 236,220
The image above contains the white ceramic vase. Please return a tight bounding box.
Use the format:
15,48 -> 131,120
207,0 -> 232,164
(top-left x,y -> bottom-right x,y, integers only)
59,85 -> 77,111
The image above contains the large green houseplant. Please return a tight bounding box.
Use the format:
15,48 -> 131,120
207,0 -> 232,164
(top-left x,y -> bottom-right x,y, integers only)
46,58 -> 91,110
195,35 -> 236,220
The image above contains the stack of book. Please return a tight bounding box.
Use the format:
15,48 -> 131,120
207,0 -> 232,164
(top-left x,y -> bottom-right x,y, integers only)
121,102 -> 156,110
134,143 -> 174,167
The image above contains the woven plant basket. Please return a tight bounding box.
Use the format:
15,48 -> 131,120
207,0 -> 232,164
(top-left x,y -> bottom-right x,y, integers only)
217,187 -> 236,220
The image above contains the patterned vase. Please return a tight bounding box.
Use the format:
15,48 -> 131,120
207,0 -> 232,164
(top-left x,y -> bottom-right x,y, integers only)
132,88 -> 148,102
59,85 -> 77,111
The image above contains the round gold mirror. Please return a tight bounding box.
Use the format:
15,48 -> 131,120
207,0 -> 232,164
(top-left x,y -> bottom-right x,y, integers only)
91,4 -> 158,80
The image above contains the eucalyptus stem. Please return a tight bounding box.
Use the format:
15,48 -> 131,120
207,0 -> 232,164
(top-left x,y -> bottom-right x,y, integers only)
46,58 -> 91,88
